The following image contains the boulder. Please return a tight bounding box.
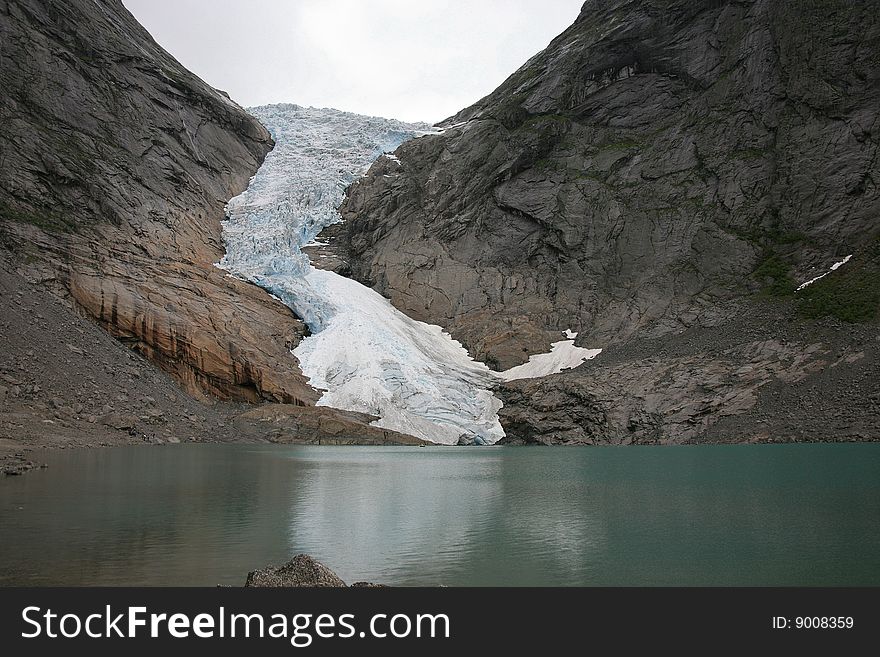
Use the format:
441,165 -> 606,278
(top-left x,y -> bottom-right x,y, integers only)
245,555 -> 347,588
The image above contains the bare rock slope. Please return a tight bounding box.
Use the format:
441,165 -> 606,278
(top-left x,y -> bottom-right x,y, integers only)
0,249 -> 232,468
0,0 -> 316,406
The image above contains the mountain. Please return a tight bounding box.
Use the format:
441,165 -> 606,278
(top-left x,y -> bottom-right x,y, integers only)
0,0 -> 316,405
335,0 -> 880,443
3,0 -> 877,448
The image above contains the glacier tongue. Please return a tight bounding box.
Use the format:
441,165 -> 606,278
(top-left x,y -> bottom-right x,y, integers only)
220,104 -> 504,445
292,269 -> 503,445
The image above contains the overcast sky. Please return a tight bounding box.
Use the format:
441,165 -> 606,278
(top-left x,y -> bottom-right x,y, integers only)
122,0 -> 581,123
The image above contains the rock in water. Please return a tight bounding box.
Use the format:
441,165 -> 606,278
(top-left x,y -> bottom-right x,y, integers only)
349,582 -> 388,588
245,555 -> 347,588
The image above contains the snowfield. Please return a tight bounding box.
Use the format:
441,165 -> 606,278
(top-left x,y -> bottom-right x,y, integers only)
292,269 -> 503,445
499,331 -> 601,382
220,104 -> 599,445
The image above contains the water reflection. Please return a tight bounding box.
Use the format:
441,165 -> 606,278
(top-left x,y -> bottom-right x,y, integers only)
0,445 -> 301,586
285,449 -> 505,585
1,444 -> 879,586
282,449 -> 615,586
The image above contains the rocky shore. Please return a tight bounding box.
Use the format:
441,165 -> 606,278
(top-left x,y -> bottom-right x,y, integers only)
0,250 -> 423,477
1,454 -> 47,477
498,298 -> 879,445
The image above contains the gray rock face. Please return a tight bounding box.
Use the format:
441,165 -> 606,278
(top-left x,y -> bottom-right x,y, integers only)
0,0 -> 317,406
339,0 -> 879,368
336,0 -> 880,443
245,554 -> 348,588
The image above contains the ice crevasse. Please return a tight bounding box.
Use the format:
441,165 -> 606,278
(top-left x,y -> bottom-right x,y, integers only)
219,104 -> 600,445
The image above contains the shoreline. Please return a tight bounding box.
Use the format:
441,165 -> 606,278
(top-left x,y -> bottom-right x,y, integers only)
0,403 -> 431,478
6,430 -> 877,479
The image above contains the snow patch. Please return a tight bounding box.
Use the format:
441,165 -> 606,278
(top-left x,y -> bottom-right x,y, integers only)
499,331 -> 601,382
436,121 -> 468,133
796,255 -> 853,292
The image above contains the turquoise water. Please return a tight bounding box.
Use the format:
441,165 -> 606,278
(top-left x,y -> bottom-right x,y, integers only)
1,444 -> 879,586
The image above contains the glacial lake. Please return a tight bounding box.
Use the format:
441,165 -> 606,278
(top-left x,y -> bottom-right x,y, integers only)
2,444 -> 880,586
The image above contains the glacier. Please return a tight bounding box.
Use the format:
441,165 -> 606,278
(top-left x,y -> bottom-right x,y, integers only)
220,104 -> 503,445
220,104 -> 602,445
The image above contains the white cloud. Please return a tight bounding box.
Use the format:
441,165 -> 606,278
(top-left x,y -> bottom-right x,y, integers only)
123,0 -> 580,122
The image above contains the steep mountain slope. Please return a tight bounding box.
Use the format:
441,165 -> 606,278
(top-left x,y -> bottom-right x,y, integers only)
0,247 -> 235,472
0,0 -> 315,405
336,0 -> 880,443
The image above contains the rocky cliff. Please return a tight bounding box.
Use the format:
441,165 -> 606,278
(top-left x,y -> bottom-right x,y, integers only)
337,0 -> 880,443
0,0 -> 317,405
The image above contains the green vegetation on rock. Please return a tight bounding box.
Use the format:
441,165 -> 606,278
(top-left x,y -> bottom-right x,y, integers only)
797,239 -> 880,323
754,252 -> 796,297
